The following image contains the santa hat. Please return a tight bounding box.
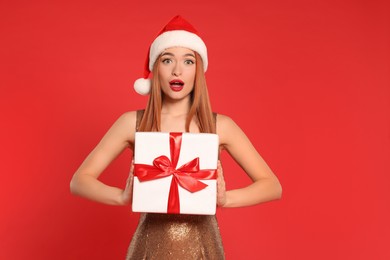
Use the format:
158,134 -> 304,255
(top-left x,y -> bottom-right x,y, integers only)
134,15 -> 208,95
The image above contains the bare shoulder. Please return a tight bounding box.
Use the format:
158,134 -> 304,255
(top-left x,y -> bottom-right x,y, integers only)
117,110 -> 137,124
115,111 -> 137,129
107,110 -> 138,144
216,113 -> 234,132
215,113 -> 243,147
216,113 -> 235,128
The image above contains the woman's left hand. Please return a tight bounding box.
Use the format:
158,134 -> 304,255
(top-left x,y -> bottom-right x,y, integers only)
216,160 -> 227,207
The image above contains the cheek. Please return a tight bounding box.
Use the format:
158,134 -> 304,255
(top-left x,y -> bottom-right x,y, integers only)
158,67 -> 166,79
187,68 -> 196,82
158,68 -> 170,85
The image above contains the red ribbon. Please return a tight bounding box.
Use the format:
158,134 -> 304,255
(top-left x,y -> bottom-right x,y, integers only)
134,132 -> 217,214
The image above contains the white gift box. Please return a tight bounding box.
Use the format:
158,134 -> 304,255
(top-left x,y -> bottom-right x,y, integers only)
132,132 -> 219,215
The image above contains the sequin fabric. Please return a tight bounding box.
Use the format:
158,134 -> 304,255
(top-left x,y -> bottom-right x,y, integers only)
126,213 -> 225,260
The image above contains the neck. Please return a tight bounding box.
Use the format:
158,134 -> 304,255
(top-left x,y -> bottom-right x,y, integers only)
161,96 -> 191,116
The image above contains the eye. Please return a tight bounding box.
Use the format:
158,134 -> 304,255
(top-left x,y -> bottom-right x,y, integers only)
161,58 -> 172,64
184,59 -> 195,65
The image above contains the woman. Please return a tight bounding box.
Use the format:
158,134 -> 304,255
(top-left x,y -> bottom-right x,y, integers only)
70,15 -> 282,259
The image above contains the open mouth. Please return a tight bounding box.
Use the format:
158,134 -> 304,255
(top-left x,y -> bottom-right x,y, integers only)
169,80 -> 184,91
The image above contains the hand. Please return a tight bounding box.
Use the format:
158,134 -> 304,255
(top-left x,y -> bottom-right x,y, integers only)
120,161 -> 134,206
216,160 -> 227,207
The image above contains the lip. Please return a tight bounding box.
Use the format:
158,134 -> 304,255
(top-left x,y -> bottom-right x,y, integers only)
169,79 -> 184,85
169,79 -> 184,92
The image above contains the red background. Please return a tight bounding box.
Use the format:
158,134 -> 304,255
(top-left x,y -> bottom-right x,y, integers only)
1,0 -> 389,259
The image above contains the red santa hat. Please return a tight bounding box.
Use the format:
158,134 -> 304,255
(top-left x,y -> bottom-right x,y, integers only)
134,15 -> 208,95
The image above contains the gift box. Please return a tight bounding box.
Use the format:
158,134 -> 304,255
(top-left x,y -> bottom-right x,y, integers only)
132,132 -> 219,215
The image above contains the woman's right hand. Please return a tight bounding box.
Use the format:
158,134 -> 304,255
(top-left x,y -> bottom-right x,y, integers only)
120,161 -> 134,206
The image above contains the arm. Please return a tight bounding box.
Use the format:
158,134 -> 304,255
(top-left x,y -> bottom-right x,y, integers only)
217,114 -> 282,208
70,111 -> 136,206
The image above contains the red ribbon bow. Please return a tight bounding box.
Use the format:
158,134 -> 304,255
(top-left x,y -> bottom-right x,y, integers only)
134,132 -> 217,214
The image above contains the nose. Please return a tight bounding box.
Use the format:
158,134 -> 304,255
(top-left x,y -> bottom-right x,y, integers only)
172,63 -> 182,76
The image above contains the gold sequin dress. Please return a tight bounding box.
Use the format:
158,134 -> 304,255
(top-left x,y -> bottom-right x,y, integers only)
126,213 -> 225,259
126,111 -> 225,260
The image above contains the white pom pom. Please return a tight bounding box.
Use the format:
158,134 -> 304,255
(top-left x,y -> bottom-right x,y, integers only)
134,78 -> 151,95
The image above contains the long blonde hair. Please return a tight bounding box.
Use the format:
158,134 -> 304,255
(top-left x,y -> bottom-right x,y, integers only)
138,52 -> 215,133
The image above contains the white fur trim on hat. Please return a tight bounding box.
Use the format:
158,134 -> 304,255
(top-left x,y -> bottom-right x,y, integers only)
149,30 -> 208,72
134,78 -> 152,95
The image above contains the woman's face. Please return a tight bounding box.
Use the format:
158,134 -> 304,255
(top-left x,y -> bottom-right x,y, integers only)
158,47 -> 196,101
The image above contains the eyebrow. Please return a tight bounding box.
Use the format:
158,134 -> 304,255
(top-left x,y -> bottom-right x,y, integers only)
161,52 -> 195,58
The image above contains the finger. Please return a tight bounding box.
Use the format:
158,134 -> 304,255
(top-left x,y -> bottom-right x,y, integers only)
217,170 -> 224,183
129,160 -> 134,173
126,170 -> 134,189
217,175 -> 225,189
125,176 -> 132,190
217,161 -> 223,173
